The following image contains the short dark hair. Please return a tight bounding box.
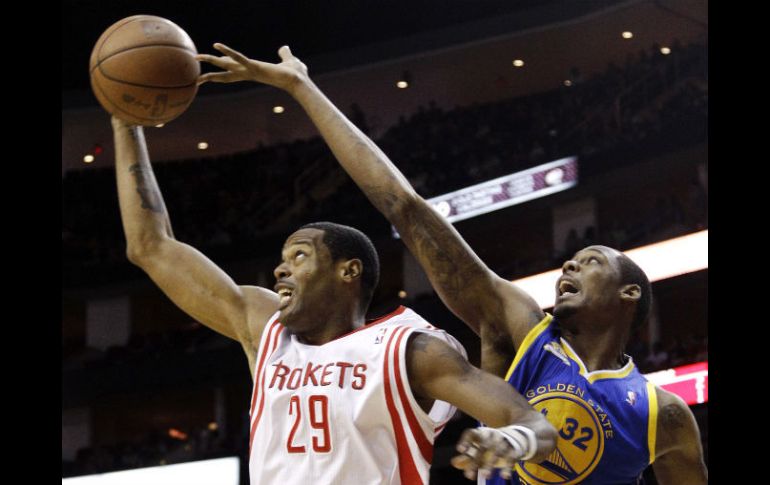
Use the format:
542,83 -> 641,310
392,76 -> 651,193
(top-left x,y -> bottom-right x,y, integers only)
300,222 -> 380,310
617,254 -> 652,331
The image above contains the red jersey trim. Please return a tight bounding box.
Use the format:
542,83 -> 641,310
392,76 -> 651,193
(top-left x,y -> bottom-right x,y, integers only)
384,325 -> 424,485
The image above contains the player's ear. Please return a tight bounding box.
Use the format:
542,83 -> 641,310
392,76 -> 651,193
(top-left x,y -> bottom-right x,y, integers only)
340,259 -> 362,283
619,284 -> 641,303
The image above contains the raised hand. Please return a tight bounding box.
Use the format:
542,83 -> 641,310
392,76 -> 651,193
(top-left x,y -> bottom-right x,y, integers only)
196,43 -> 308,91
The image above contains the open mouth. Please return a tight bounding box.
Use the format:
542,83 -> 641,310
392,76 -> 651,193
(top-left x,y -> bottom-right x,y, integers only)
558,279 -> 579,297
275,285 -> 294,308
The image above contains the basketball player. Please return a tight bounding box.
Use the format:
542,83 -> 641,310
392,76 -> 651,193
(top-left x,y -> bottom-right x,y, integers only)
110,114 -> 556,483
196,43 -> 707,484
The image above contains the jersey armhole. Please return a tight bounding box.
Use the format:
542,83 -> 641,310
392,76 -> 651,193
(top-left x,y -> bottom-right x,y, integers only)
504,313 -> 554,381
646,381 -> 659,464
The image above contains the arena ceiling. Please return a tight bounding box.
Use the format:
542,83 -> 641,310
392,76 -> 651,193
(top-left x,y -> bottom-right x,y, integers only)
63,0 -> 614,100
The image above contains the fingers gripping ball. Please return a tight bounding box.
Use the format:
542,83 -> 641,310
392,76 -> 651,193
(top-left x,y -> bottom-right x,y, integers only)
89,15 -> 200,126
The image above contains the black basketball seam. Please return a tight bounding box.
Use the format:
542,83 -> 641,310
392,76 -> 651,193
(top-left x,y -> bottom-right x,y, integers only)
91,71 -> 185,123
97,68 -> 198,89
95,15 -> 192,63
90,44 -> 199,88
95,16 -> 145,62
92,43 -> 198,72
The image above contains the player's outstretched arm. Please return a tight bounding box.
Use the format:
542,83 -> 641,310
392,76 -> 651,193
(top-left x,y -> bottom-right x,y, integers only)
112,116 -> 278,372
406,333 -> 556,480
197,44 -> 544,349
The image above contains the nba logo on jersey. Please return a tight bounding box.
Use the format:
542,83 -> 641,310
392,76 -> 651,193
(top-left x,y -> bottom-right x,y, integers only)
374,327 -> 387,344
626,391 -> 637,406
543,342 -> 571,366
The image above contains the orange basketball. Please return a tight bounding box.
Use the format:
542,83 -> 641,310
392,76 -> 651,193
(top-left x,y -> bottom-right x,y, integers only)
89,15 -> 200,126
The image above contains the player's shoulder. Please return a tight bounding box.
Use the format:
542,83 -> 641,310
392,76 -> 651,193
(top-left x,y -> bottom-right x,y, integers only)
240,285 -> 281,336
375,306 -> 433,328
241,286 -> 280,319
653,385 -> 699,455
654,385 -> 690,413
239,285 -> 280,310
373,307 -> 465,352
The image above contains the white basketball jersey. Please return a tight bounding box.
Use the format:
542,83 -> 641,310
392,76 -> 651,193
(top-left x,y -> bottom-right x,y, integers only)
247,306 -> 466,485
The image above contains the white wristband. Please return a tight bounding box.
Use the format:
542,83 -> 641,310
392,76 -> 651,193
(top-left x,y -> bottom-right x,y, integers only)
497,424 -> 538,461
474,424 -> 538,462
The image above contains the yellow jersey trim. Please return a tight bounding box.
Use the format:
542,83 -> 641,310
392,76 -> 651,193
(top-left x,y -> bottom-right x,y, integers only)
504,313 -> 553,381
647,381 -> 658,464
584,361 -> 636,384
559,337 -> 636,383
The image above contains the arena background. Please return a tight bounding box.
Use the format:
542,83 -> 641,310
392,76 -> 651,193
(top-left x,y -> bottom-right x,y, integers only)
62,1 -> 708,483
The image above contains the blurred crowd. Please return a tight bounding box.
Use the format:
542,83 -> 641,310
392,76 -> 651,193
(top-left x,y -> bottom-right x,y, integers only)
62,41 -> 707,285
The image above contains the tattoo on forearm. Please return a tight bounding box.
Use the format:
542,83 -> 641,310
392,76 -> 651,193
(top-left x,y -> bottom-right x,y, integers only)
368,185 -> 502,318
416,222 -> 465,298
128,164 -> 163,213
407,206 -> 488,304
366,188 -> 399,214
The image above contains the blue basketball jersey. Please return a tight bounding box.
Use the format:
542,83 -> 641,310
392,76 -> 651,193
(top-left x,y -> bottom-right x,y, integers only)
485,314 -> 658,485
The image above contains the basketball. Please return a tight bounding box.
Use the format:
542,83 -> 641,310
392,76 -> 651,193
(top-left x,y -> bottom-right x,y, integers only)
89,15 -> 200,126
